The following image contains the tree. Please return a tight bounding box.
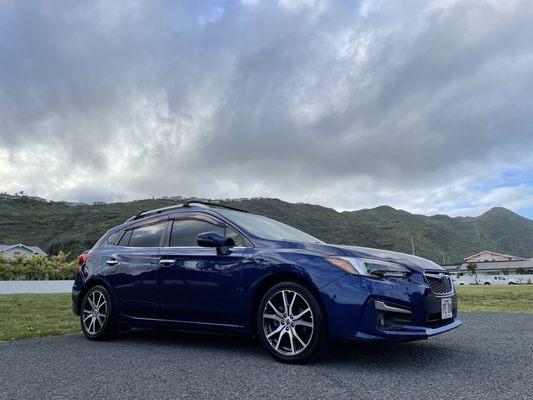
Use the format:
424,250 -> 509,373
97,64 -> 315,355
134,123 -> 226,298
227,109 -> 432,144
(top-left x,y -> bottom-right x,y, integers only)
467,262 -> 478,284
515,267 -> 526,275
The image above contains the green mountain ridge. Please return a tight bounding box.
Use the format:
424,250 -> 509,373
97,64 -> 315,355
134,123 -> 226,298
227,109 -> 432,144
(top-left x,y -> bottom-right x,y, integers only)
0,195 -> 532,264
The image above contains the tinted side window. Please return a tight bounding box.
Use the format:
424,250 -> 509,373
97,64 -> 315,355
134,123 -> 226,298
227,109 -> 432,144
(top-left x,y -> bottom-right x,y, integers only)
117,230 -> 132,246
226,226 -> 247,247
170,219 -> 224,247
128,222 -> 166,247
107,231 -> 123,246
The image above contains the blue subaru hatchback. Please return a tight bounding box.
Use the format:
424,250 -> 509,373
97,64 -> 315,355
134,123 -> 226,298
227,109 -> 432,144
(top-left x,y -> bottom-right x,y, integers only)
73,201 -> 461,363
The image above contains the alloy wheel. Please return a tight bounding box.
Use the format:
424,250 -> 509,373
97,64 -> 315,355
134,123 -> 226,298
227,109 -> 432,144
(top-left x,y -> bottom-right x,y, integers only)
262,289 -> 314,356
82,289 -> 108,335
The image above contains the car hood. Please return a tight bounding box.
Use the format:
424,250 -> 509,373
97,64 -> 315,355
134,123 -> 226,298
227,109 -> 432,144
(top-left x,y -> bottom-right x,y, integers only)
303,243 -> 445,273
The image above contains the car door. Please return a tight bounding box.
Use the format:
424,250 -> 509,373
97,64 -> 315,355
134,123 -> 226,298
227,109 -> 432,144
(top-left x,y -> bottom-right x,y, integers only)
104,220 -> 167,319
157,213 -> 247,326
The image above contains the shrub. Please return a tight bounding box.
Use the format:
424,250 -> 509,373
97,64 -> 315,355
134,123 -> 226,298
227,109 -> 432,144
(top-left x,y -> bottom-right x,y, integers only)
0,252 -> 78,280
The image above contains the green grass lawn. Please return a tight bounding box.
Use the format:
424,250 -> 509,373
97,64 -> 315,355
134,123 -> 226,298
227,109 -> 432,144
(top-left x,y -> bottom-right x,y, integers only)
0,293 -> 79,341
1,286 -> 532,341
456,285 -> 533,313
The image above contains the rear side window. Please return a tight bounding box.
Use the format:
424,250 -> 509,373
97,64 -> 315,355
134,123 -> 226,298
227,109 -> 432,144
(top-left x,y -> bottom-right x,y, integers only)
117,230 -> 132,246
107,231 -> 123,246
128,222 -> 167,247
170,219 -> 225,247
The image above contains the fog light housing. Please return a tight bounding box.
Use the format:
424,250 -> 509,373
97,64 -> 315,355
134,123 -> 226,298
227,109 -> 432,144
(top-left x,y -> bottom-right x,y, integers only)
375,300 -> 412,330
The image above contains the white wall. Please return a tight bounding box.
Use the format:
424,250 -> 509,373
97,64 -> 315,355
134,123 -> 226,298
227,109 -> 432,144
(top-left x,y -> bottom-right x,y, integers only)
0,280 -> 74,294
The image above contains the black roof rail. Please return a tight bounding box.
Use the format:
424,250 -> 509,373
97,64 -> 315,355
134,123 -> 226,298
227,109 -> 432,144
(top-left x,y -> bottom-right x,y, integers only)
183,200 -> 249,213
124,200 -> 248,223
125,204 -> 185,223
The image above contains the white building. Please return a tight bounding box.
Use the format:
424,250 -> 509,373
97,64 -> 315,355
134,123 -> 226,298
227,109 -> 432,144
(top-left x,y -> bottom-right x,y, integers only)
444,251 -> 533,276
0,244 -> 47,259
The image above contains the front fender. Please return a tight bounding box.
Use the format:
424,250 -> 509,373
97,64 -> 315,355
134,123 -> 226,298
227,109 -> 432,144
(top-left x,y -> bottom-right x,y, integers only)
239,249 -> 347,330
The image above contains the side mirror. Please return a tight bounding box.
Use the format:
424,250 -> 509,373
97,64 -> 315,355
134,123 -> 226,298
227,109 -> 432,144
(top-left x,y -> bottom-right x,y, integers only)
197,232 -> 235,254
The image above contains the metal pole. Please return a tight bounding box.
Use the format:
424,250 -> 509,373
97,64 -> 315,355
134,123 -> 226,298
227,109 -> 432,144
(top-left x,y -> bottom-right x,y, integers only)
410,233 -> 415,255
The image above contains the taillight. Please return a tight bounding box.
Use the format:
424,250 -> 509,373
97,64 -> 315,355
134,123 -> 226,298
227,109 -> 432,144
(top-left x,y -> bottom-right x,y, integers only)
78,252 -> 91,269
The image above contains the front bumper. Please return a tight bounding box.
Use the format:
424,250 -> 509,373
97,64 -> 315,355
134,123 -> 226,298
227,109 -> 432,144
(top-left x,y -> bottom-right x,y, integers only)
320,273 -> 462,342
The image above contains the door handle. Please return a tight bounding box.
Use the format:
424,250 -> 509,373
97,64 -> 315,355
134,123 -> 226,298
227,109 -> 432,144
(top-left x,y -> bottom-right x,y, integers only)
106,258 -> 118,266
159,259 -> 176,266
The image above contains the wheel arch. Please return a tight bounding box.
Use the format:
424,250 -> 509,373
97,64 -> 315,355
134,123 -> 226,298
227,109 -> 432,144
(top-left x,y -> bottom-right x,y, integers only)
76,276 -> 115,314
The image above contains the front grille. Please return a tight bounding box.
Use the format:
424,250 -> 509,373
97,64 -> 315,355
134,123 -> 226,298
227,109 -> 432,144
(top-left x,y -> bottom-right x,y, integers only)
424,272 -> 454,296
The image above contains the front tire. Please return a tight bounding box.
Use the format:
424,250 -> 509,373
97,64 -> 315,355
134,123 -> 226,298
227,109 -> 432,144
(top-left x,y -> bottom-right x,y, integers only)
80,285 -> 116,340
256,281 -> 328,364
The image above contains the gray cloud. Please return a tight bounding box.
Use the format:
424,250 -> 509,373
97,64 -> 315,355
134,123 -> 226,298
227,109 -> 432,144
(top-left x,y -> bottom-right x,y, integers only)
0,0 -> 532,217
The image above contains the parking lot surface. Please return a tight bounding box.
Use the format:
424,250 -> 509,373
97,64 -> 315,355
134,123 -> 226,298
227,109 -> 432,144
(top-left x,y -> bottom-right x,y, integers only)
1,312 -> 532,400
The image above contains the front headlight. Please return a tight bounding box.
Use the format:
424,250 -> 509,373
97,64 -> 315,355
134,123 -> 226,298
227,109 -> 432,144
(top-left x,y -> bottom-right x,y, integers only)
327,257 -> 411,278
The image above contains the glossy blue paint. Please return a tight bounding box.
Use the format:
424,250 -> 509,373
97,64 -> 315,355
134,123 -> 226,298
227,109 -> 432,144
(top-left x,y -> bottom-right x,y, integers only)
72,205 -> 461,341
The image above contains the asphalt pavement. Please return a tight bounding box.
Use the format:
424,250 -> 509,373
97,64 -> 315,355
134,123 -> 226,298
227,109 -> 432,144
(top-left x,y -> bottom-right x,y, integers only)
1,312 -> 532,400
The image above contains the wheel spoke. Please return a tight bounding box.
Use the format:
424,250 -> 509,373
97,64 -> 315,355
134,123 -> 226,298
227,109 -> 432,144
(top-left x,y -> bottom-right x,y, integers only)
83,314 -> 92,322
275,330 -> 286,350
292,327 -> 306,347
267,301 -> 283,318
263,313 -> 282,322
96,314 -> 104,327
266,324 -> 284,339
294,320 -> 313,328
293,308 -> 311,320
288,329 -> 295,354
96,293 -> 105,309
88,298 -> 96,310
281,291 -> 289,314
288,292 -> 297,315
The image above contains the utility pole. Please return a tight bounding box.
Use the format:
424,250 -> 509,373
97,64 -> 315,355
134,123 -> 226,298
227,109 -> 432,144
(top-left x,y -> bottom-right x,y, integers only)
409,232 -> 415,255
442,251 -> 446,265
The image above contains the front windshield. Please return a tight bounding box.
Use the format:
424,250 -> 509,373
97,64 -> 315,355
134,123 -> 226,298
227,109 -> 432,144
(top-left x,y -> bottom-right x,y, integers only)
219,210 -> 323,243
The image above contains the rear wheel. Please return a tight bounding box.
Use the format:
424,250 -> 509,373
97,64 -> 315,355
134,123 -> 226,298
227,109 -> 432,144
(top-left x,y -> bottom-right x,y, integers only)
257,281 -> 328,364
80,285 -> 116,340
484,282 -> 491,285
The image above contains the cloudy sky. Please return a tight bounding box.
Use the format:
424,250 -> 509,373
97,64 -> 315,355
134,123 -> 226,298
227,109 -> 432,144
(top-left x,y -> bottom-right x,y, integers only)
1,0 -> 532,218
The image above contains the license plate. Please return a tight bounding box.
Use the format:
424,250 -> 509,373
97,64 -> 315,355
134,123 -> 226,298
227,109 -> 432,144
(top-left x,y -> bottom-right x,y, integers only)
441,298 -> 453,319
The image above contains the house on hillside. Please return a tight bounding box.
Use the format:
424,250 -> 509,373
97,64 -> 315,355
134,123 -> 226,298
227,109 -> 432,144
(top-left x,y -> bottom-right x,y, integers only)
0,244 -> 47,259
464,251 -> 526,263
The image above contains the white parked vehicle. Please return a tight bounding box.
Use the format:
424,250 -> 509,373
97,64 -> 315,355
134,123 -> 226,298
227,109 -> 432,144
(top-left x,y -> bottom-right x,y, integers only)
479,275 -> 520,285
451,274 -> 529,285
